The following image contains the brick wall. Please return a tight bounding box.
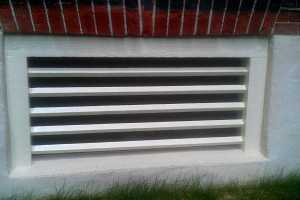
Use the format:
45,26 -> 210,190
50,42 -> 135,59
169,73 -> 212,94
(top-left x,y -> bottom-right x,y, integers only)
0,0 -> 299,36
274,0 -> 300,34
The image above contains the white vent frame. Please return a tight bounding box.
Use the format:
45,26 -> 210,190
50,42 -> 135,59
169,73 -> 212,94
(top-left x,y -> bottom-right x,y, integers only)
5,36 -> 269,171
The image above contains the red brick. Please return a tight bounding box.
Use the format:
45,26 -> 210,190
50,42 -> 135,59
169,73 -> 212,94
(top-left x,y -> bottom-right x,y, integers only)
153,10 -> 167,37
274,23 -> 299,34
30,3 -> 49,33
111,6 -> 125,37
168,10 -> 182,36
0,4 -> 17,32
47,1 -> 65,34
182,10 -> 196,36
196,11 -> 209,35
78,3 -> 97,35
277,10 -> 290,22
14,1 -> 34,33
94,4 -> 110,36
289,11 -> 300,22
126,7 -> 140,36
63,0 -> 81,34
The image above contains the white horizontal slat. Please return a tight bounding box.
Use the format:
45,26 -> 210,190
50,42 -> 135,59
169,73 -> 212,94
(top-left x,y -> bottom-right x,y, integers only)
30,85 -> 247,97
31,119 -> 244,136
30,102 -> 245,117
32,136 -> 243,154
28,67 -> 248,77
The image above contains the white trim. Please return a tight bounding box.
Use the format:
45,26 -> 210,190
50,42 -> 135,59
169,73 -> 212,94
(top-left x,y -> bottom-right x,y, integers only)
31,120 -> 244,136
28,67 -> 248,77
4,36 -> 268,170
243,57 -> 268,153
7,36 -> 268,58
32,136 -> 243,154
29,85 -> 247,97
30,102 -> 245,117
5,55 -> 31,170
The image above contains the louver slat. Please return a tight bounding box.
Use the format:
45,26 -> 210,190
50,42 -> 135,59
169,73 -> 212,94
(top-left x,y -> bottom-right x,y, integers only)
30,102 -> 245,117
30,85 -> 247,97
32,136 -> 243,154
28,58 -> 248,155
31,119 -> 244,136
28,67 -> 248,77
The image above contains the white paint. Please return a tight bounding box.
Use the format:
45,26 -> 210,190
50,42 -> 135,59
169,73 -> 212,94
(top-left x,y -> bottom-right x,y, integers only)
3,36 -> 267,172
32,136 -> 243,154
2,35 -> 299,196
29,85 -> 247,97
28,67 -> 248,77
30,102 -> 245,117
31,119 -> 244,136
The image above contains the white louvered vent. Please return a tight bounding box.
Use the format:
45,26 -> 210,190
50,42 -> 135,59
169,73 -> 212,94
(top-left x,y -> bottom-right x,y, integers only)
5,37 -> 268,170
28,58 -> 247,155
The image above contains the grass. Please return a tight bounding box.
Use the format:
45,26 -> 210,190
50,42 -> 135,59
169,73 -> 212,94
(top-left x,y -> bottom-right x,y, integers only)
2,172 -> 300,200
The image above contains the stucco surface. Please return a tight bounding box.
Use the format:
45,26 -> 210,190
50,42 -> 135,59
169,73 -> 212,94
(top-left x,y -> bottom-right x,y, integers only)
266,35 -> 300,169
0,35 -> 299,196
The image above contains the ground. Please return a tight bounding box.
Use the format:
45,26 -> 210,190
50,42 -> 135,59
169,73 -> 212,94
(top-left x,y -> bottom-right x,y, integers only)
2,172 -> 300,200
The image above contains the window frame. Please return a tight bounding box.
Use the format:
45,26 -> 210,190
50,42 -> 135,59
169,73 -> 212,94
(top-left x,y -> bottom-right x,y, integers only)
4,36 -> 269,172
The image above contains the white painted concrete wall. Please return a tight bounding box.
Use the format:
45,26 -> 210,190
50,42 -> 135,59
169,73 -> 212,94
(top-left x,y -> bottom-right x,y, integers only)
0,35 -> 299,196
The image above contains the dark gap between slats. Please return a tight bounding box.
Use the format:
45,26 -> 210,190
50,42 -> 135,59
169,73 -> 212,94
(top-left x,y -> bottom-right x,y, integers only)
28,57 -> 248,68
29,76 -> 245,87
30,93 -> 244,107
32,128 -> 241,145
